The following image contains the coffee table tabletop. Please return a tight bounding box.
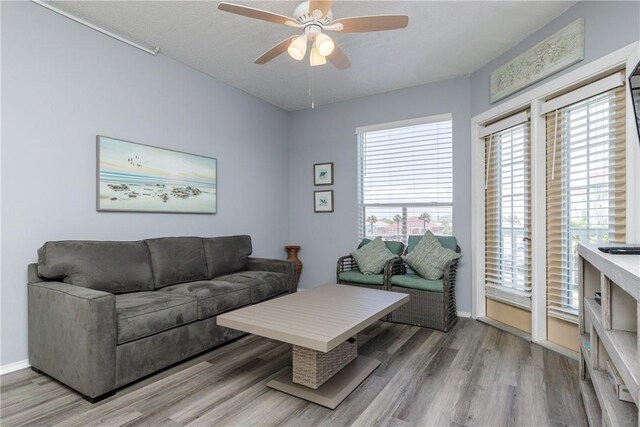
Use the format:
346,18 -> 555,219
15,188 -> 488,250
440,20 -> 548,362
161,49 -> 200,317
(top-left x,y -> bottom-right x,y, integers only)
217,283 -> 409,352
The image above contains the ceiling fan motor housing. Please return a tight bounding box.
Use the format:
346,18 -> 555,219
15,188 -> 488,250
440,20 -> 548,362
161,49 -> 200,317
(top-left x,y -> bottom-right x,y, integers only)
294,1 -> 333,26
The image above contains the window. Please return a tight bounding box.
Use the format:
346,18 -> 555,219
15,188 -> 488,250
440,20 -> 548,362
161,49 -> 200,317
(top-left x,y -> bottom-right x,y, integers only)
545,82 -> 626,322
484,113 -> 532,309
357,116 -> 453,243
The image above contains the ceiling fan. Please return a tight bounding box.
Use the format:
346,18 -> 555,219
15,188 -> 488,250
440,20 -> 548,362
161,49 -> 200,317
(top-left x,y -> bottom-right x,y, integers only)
218,1 -> 409,69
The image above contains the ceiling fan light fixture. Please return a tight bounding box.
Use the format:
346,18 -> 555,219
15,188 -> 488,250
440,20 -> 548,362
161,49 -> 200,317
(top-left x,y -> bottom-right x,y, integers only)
217,0 -> 410,70
314,32 -> 335,57
309,46 -> 327,66
287,35 -> 307,61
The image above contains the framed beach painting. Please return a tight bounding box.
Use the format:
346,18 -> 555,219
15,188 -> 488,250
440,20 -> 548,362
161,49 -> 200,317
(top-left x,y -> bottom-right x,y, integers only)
97,136 -> 217,214
314,190 -> 334,213
313,162 -> 334,186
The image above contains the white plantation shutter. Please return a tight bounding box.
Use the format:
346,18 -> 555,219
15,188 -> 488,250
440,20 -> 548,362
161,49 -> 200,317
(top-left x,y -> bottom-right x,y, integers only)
484,113 -> 532,309
357,116 -> 454,242
545,80 -> 626,323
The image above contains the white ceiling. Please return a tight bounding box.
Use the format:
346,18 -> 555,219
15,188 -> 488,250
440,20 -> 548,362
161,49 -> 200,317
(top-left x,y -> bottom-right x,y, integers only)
46,1 -> 576,111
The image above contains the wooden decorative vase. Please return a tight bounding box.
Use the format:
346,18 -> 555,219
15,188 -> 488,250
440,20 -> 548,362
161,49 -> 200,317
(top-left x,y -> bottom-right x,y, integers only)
285,245 -> 303,286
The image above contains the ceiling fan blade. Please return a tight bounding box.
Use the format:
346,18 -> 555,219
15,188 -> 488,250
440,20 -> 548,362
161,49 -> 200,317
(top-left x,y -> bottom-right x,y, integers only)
218,2 -> 298,26
328,42 -> 350,70
332,15 -> 409,33
254,36 -> 297,64
309,0 -> 332,18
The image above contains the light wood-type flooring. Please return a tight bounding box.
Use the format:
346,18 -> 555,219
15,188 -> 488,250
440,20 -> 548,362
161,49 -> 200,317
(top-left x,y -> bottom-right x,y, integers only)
0,319 -> 586,426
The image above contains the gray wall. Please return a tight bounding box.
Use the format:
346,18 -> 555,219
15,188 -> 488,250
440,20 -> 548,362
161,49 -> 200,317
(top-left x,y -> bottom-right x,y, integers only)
471,0 -> 640,116
288,78 -> 472,311
2,0 -> 638,368
1,1 -> 290,366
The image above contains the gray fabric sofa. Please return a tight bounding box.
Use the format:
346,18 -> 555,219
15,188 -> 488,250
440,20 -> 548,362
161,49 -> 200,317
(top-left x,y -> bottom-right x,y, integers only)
27,235 -> 295,402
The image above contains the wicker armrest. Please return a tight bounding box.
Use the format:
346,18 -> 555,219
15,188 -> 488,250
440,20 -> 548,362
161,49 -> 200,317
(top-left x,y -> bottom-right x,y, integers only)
442,249 -> 461,294
383,257 -> 404,290
389,258 -> 407,276
336,254 -> 358,282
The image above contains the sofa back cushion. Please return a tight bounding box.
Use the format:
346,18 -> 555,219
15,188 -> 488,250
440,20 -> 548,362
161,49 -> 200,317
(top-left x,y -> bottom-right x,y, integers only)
358,238 -> 404,255
145,237 -> 208,289
203,235 -> 252,278
37,240 -> 154,293
407,235 -> 458,253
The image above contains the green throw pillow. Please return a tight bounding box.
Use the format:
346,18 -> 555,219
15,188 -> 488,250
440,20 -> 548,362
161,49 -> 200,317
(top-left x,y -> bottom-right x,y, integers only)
403,231 -> 461,280
351,237 -> 396,275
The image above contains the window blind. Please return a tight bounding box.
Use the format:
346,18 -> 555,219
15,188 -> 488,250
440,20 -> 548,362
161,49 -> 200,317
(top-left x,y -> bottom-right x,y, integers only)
484,116 -> 532,309
357,118 -> 453,242
546,83 -> 626,323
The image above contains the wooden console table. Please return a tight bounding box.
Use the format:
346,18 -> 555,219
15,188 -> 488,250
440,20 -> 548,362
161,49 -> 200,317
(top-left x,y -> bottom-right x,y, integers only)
578,244 -> 640,426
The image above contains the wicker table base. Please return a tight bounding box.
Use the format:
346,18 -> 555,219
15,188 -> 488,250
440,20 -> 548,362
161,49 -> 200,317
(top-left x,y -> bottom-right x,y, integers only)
267,354 -> 380,409
292,337 -> 357,389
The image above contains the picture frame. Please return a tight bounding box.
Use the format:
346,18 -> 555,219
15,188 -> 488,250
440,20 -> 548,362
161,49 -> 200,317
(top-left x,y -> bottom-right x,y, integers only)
314,190 -> 334,213
313,162 -> 334,186
96,135 -> 217,214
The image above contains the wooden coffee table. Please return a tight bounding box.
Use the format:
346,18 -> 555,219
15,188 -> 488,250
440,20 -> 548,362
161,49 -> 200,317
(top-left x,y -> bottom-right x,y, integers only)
217,283 -> 409,409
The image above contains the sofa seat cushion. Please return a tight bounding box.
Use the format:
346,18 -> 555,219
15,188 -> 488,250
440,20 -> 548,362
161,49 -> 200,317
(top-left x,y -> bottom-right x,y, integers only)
338,270 -> 384,285
115,292 -> 197,344
158,280 -> 251,320
215,271 -> 288,303
390,274 -> 444,292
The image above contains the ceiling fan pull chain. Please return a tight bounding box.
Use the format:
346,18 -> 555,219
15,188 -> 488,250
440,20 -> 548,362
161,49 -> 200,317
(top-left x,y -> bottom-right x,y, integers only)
310,65 -> 315,109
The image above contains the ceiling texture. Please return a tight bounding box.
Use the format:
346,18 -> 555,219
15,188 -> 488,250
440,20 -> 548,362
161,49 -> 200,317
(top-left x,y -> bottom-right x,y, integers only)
46,1 -> 576,111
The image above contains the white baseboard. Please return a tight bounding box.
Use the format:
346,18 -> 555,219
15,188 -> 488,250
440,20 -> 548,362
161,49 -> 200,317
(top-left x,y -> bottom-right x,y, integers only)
0,359 -> 30,376
457,311 -> 472,318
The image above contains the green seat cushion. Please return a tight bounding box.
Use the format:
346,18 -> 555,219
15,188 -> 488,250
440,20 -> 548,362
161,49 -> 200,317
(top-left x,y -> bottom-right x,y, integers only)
403,231 -> 461,280
338,270 -> 384,285
351,236 -> 396,274
391,274 -> 444,292
359,238 -> 404,255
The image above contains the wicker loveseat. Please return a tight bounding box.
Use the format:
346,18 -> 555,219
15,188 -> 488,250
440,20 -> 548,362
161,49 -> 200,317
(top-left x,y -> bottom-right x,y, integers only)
336,239 -> 404,290
388,235 -> 460,332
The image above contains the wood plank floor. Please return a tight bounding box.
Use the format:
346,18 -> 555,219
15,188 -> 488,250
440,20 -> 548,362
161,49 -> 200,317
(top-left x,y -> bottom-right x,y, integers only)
0,319 -> 586,426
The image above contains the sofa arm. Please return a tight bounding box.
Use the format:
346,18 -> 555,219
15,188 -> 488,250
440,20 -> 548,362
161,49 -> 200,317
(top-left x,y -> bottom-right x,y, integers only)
28,280 -> 116,398
247,257 -> 297,293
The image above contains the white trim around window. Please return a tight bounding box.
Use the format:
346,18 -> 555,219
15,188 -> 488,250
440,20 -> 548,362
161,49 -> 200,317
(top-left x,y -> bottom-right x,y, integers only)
355,113 -> 452,135
471,40 -> 640,344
